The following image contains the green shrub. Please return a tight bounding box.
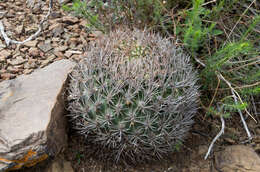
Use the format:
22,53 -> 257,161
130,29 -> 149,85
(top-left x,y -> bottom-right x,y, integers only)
182,0 -> 223,57
62,0 -> 174,33
179,0 -> 260,118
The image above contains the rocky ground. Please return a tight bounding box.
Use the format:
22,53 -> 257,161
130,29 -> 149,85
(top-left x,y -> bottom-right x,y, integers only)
1,0 -> 260,172
0,0 -> 102,82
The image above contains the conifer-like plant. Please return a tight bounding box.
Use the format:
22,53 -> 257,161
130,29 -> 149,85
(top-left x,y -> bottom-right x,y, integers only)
67,29 -> 199,164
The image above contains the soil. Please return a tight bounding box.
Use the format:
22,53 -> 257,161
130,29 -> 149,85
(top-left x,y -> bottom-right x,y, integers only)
63,116 -> 214,172
17,113 -> 214,172
61,112 -> 257,172
18,109 -> 260,172
16,109 -> 260,172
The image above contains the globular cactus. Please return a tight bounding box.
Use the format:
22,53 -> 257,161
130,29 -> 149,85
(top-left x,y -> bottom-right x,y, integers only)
67,28 -> 199,164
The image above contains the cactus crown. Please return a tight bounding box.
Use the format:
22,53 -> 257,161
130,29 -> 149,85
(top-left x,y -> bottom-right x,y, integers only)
67,28 -> 199,164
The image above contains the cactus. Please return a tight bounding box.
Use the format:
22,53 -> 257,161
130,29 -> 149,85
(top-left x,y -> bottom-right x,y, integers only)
67,28 -> 199,164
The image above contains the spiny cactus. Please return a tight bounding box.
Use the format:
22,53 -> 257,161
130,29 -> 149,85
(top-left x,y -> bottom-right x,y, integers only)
67,28 -> 199,164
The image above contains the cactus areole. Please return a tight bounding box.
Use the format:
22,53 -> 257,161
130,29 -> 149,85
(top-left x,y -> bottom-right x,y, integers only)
67,29 -> 199,164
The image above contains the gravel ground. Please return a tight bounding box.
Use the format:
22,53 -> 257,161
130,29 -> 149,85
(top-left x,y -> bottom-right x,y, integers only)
0,0 -> 98,82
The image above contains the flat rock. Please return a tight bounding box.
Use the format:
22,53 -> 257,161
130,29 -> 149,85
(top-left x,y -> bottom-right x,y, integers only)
38,42 -> 53,53
0,49 -> 12,59
24,40 -> 38,47
54,46 -> 68,52
28,47 -> 40,57
64,51 -> 72,58
7,65 -> 22,74
0,73 -> 16,80
214,145 -> 260,172
49,23 -> 64,37
0,41 -> 6,50
53,51 -> 65,59
15,25 -> 24,35
40,59 -> 52,68
0,60 -> 75,171
7,56 -> 27,65
0,56 -> 5,62
62,16 -> 79,25
23,69 -> 33,75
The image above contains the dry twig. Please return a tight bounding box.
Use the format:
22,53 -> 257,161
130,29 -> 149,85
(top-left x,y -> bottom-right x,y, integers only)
217,72 -> 253,139
224,0 -> 256,45
204,111 -> 225,160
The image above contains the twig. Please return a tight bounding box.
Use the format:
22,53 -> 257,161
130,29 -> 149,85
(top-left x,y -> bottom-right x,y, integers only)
204,113 -> 225,160
227,56 -> 260,64
224,0 -> 256,45
196,59 -> 254,158
201,0 -> 217,7
208,75 -> 220,108
251,96 -> 258,116
194,57 -> 206,67
192,48 -> 255,139
208,81 -> 260,91
0,0 -> 53,46
227,60 -> 260,72
217,72 -> 253,140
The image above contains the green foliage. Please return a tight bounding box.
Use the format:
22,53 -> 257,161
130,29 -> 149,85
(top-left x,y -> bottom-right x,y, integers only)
63,0 -> 172,33
222,96 -> 248,112
241,15 -> 260,41
62,0 -> 105,32
202,38 -> 259,115
205,42 -> 252,73
242,87 -> 260,96
193,1 -> 260,116
174,141 -> 183,152
182,0 -> 223,56
75,152 -> 84,165
206,106 -> 231,118
67,29 -> 199,164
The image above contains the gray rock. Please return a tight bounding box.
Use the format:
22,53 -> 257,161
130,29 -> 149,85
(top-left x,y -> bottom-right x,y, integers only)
0,73 -> 16,80
0,60 -> 75,171
24,59 -> 38,69
23,69 -> 33,75
0,50 -> 12,60
54,46 -> 68,53
7,65 -> 22,74
15,25 -> 24,35
50,12 -> 62,19
0,40 -> 6,50
0,57 -> 5,63
49,23 -> 64,37
38,42 -> 53,53
214,145 -> 260,172
7,56 -> 27,66
26,0 -> 36,8
62,16 -> 79,25
28,47 -> 40,57
40,59 -> 52,68
64,51 -> 72,58
48,54 -> 57,62
0,11 -> 6,19
24,40 -> 38,47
